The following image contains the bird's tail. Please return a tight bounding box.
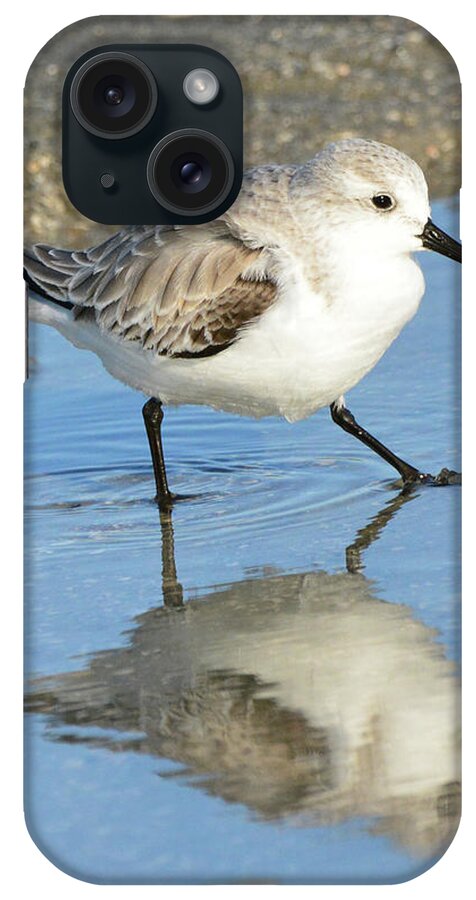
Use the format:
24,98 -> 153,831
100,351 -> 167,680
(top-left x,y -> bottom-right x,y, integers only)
24,233 -> 126,307
24,227 -> 159,327
25,239 -> 110,349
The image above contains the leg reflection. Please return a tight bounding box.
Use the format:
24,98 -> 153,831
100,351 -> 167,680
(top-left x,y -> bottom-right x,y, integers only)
159,507 -> 184,608
345,487 -> 417,574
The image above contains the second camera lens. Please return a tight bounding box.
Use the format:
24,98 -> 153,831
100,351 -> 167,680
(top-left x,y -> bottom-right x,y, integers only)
147,130 -> 234,216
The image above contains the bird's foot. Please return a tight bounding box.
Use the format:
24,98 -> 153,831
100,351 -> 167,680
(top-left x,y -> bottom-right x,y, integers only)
154,491 -> 178,510
154,490 -> 200,509
402,467 -> 461,488
431,467 -> 462,486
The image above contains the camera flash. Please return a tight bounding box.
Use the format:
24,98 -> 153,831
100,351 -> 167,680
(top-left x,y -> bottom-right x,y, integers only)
183,69 -> 219,105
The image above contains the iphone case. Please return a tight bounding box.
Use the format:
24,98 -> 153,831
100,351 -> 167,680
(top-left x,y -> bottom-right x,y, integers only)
24,15 -> 461,884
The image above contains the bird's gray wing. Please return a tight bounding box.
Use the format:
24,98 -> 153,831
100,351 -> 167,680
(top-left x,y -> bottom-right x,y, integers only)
25,223 -> 277,358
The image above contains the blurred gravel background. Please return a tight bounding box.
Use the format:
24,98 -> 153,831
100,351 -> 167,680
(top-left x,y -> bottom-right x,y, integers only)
24,15 -> 461,246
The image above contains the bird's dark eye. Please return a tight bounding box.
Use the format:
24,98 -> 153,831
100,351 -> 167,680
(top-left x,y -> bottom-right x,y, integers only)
372,194 -> 395,211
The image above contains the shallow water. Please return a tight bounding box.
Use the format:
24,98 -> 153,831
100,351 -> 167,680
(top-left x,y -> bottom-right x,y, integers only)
24,198 -> 461,884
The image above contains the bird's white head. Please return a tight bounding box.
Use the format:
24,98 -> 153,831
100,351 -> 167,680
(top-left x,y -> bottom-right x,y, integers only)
289,139 -> 461,263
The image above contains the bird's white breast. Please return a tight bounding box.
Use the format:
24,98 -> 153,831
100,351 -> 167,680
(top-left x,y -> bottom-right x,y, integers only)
151,254 -> 425,420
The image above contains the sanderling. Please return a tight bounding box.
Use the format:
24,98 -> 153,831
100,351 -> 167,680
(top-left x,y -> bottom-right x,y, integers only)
25,139 -> 461,505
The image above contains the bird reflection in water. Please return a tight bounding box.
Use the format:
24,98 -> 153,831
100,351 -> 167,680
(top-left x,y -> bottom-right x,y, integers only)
25,488 -> 460,860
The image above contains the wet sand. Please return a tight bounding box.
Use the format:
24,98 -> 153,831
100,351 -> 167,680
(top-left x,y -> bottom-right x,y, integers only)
25,15 -> 460,246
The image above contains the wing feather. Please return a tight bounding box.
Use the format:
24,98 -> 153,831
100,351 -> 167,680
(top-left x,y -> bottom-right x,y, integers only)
25,221 -> 278,357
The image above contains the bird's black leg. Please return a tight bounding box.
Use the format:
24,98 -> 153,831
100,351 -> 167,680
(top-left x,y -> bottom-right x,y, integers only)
330,399 -> 460,486
142,398 -> 176,507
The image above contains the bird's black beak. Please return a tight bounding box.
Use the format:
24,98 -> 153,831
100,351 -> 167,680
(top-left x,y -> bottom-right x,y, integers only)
419,218 -> 461,263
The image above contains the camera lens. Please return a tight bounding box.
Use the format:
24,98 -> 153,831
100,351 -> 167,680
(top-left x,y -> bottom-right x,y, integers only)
70,52 -> 158,139
180,162 -> 203,186
147,130 -> 234,215
104,86 -> 124,106
173,154 -> 212,194
181,162 -> 200,183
